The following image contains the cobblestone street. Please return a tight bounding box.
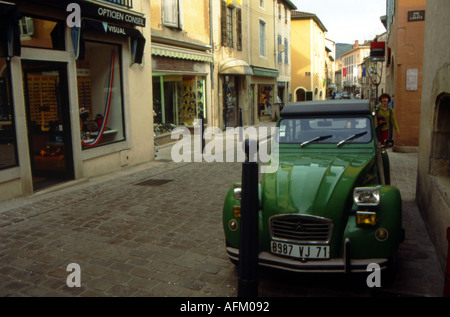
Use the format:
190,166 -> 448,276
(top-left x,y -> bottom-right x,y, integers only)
0,142 -> 445,297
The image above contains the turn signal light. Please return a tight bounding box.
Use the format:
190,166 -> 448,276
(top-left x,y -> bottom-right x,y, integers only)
356,211 -> 377,226
233,206 -> 241,218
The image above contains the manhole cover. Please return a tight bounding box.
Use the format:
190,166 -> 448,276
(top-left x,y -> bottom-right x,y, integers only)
134,179 -> 173,186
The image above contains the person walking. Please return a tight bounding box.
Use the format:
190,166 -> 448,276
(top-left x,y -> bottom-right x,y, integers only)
376,93 -> 400,145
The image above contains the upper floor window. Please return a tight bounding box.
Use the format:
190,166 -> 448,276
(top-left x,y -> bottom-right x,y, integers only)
162,0 -> 182,29
100,0 -> 133,9
226,6 -> 234,47
259,20 -> 266,57
260,0 -> 265,9
221,1 -> 242,50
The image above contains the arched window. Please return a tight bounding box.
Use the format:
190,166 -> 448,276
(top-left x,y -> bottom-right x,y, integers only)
430,93 -> 450,177
296,88 -> 306,102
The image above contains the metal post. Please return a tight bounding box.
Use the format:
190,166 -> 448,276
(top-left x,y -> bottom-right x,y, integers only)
200,111 -> 205,152
238,139 -> 259,297
239,108 -> 243,142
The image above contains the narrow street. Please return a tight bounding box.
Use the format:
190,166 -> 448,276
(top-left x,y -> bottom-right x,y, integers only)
0,134 -> 444,298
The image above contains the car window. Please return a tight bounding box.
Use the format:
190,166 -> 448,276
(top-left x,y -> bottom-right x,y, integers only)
278,117 -> 372,144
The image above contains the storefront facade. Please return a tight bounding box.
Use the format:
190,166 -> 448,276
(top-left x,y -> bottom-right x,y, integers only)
0,0 -> 151,200
151,42 -> 212,140
252,67 -> 279,122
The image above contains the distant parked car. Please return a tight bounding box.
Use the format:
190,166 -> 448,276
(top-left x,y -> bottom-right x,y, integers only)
355,94 -> 361,99
222,100 -> 404,276
335,92 -> 342,99
342,91 -> 351,99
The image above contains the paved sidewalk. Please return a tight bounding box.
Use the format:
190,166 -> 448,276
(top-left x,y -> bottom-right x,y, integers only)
0,122 -> 445,297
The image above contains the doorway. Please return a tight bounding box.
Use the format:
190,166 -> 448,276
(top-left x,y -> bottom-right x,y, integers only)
22,60 -> 74,191
224,76 -> 238,128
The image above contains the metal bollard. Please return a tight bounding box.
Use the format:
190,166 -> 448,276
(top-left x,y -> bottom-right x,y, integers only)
199,111 -> 205,152
239,108 -> 243,142
238,139 -> 259,297
444,227 -> 450,297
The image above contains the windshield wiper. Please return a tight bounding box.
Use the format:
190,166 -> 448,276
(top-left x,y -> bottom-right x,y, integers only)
336,131 -> 368,147
300,135 -> 332,147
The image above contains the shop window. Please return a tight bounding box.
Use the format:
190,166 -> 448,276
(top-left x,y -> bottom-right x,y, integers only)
258,85 -> 273,117
153,75 -> 206,136
0,58 -> 18,170
19,16 -> 65,50
76,42 -> 125,149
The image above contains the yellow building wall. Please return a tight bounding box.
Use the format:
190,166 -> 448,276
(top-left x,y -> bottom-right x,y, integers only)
151,0 -> 210,46
291,19 -> 312,95
249,1 -> 275,69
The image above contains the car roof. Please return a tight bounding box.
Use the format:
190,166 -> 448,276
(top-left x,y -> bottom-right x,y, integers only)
280,100 -> 372,117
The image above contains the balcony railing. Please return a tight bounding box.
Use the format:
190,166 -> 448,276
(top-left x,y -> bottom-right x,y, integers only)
99,0 -> 133,9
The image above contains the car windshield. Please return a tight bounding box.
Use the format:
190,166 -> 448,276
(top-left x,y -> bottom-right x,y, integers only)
278,116 -> 373,145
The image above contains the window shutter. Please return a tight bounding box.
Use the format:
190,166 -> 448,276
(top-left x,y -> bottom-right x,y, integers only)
285,38 -> 289,64
278,35 -> 282,63
221,0 -> 228,46
162,0 -> 180,28
236,8 -> 242,51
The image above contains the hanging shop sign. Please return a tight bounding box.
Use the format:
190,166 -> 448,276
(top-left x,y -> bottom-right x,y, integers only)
24,0 -> 146,27
72,18 -> 145,63
370,41 -> 385,61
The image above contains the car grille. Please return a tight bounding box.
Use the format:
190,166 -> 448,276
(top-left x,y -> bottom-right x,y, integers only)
270,214 -> 333,243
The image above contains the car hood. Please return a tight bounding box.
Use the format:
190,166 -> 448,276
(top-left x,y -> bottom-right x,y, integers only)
262,154 -> 376,219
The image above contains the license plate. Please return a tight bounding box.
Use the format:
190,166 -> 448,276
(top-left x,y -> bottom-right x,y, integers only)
271,241 -> 330,259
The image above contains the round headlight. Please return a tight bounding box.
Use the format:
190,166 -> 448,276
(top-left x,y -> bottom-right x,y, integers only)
233,184 -> 242,200
353,187 -> 380,206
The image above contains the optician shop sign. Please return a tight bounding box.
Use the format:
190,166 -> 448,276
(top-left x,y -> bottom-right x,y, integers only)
82,3 -> 146,27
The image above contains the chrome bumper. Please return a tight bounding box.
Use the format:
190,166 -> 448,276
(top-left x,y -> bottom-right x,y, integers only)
226,246 -> 389,273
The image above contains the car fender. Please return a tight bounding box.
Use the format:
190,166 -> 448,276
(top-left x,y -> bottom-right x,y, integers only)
343,185 -> 402,259
222,182 -> 262,248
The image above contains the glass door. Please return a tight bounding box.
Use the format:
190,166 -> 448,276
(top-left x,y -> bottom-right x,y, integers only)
22,61 -> 74,191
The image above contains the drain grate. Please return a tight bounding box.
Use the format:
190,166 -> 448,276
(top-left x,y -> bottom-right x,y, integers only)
134,179 -> 173,186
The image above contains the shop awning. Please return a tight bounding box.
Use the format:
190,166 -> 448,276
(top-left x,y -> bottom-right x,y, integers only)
152,43 -> 213,63
72,18 -> 146,64
219,58 -> 254,76
0,3 -> 22,57
252,66 -> 279,78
